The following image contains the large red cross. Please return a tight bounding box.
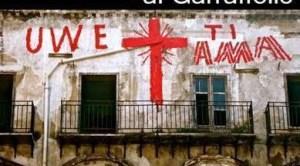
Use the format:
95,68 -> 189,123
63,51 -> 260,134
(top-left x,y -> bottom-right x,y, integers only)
122,17 -> 187,105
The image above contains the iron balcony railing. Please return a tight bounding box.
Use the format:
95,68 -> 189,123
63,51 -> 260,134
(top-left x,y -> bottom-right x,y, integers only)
266,102 -> 300,135
60,100 -> 254,135
0,101 -> 35,133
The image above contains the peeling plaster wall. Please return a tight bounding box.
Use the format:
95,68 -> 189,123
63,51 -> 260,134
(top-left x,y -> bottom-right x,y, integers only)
0,10 -> 300,165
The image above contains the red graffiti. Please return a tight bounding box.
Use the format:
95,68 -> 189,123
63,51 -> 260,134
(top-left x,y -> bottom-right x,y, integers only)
205,24 -> 237,40
205,24 -> 223,40
215,42 -> 236,64
214,41 -> 253,64
122,18 -> 187,104
25,24 -> 109,53
26,27 -> 43,54
50,25 -> 83,53
234,41 -> 254,63
94,24 -> 108,49
194,41 -> 213,65
229,24 -> 236,40
194,36 -> 290,65
255,36 -> 292,61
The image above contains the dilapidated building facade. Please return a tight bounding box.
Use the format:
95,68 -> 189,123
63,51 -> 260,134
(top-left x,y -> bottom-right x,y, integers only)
0,10 -> 300,166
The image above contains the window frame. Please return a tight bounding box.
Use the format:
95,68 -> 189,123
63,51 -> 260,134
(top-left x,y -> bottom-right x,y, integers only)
285,74 -> 300,128
193,74 -> 228,128
0,73 -> 15,132
78,73 -> 119,133
0,73 -> 16,101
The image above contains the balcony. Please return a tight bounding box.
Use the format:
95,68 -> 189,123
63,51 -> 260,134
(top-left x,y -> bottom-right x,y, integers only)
58,100 -> 255,157
265,102 -> 300,159
0,101 -> 36,157
266,102 -> 300,135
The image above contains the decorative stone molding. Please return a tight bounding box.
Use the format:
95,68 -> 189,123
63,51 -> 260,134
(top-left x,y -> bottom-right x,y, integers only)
62,154 -> 131,166
183,155 -> 245,166
0,10 -> 300,21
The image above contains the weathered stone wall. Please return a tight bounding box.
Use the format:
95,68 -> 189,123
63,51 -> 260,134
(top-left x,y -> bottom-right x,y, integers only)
0,10 -> 300,165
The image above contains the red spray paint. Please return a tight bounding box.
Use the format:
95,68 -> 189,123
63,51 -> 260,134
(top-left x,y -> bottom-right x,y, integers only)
214,41 -> 253,64
194,41 -> 213,65
26,27 -> 43,54
94,24 -> 108,49
255,35 -> 291,61
50,25 -> 83,53
205,24 -> 223,40
122,18 -> 187,104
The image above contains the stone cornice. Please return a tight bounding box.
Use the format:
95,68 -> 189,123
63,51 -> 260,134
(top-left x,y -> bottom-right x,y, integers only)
0,10 -> 299,21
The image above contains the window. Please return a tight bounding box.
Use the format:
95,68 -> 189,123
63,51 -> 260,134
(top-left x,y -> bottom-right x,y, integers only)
194,76 -> 226,126
287,75 -> 300,127
80,75 -> 117,133
0,74 -> 13,132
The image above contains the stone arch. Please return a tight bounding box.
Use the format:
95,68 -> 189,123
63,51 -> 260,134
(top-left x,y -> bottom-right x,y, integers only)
183,155 -> 247,166
62,154 -> 131,166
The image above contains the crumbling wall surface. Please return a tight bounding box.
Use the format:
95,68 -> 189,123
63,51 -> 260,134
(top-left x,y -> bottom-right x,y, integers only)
0,10 -> 300,165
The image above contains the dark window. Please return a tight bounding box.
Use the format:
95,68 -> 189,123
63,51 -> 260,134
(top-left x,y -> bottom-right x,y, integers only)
0,75 -> 13,132
195,76 -> 226,126
80,75 -> 116,133
287,76 -> 300,127
195,77 -> 209,125
212,77 -> 226,126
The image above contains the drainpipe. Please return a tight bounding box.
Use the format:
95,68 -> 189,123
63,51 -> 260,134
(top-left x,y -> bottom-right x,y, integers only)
42,78 -> 50,166
42,47 -> 143,166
